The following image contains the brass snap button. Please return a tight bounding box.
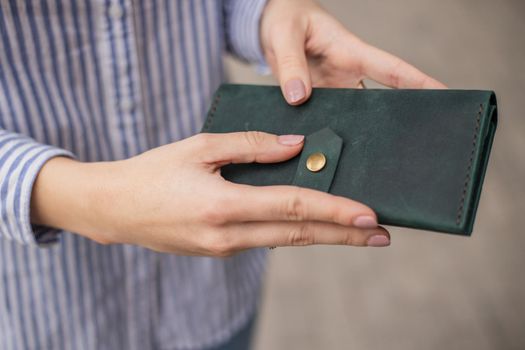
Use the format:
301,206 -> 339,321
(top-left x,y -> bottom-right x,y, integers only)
306,152 -> 326,172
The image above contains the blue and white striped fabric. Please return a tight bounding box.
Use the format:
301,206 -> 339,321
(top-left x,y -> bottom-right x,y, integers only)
0,1 -> 268,349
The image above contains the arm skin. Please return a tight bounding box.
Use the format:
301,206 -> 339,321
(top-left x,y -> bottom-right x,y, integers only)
31,1 -> 445,255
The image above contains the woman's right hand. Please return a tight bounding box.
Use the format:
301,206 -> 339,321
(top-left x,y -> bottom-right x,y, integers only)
31,131 -> 390,256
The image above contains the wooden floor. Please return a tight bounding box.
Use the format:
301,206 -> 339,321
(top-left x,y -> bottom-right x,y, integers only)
225,0 -> 525,349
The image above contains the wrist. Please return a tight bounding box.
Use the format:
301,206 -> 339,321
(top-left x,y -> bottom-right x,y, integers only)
31,157 -> 124,244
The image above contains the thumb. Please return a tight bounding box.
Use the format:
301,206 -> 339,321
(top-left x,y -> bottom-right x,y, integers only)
271,26 -> 312,105
196,132 -> 305,165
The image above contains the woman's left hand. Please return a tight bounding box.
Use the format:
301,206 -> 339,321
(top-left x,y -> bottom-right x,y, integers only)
260,0 -> 446,105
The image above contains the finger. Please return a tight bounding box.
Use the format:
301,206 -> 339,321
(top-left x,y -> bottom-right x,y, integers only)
359,43 -> 447,89
270,21 -> 312,105
195,132 -> 304,166
225,185 -> 379,229
226,221 -> 391,248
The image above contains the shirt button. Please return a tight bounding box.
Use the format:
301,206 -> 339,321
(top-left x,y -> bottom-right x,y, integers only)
108,3 -> 124,19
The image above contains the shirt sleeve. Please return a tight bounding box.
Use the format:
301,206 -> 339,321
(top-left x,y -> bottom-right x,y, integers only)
0,129 -> 74,246
223,0 -> 269,66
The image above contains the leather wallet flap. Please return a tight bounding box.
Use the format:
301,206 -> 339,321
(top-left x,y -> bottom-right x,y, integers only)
292,127 -> 343,192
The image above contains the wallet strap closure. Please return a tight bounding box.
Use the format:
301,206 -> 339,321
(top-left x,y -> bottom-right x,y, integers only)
292,127 -> 343,192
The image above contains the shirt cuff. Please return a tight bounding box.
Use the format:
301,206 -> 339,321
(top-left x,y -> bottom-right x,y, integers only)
224,0 -> 269,66
0,130 -> 74,246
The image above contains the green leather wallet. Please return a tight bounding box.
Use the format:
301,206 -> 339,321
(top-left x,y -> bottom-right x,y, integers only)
201,84 -> 497,235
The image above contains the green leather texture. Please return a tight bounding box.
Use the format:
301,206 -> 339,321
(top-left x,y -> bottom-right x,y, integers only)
201,84 -> 498,235
292,127 -> 343,192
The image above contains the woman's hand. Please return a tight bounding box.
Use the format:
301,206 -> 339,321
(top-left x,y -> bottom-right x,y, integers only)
31,132 -> 390,256
260,0 -> 446,105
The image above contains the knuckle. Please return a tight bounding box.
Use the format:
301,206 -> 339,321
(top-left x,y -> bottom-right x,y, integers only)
345,231 -> 367,246
342,232 -> 356,246
191,133 -> 213,150
243,131 -> 267,148
278,54 -> 305,71
283,189 -> 307,221
418,75 -> 431,88
204,232 -> 236,257
200,203 -> 228,226
328,204 -> 344,225
388,59 -> 404,87
388,71 -> 401,88
288,224 -> 315,246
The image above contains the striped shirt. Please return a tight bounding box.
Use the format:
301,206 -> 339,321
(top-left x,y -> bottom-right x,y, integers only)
0,0 -> 268,349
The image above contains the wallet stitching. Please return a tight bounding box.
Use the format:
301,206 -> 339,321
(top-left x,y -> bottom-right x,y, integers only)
456,104 -> 483,225
203,93 -> 221,131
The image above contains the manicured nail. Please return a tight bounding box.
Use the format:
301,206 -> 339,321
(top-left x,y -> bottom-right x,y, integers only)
278,134 -> 304,146
367,235 -> 390,247
353,215 -> 377,229
284,79 -> 306,103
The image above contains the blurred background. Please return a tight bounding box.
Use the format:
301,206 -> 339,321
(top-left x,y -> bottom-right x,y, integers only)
225,0 -> 525,349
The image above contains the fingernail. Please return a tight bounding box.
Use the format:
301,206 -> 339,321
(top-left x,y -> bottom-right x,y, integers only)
367,235 -> 390,247
284,79 -> 306,103
278,134 -> 304,146
353,215 -> 377,229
